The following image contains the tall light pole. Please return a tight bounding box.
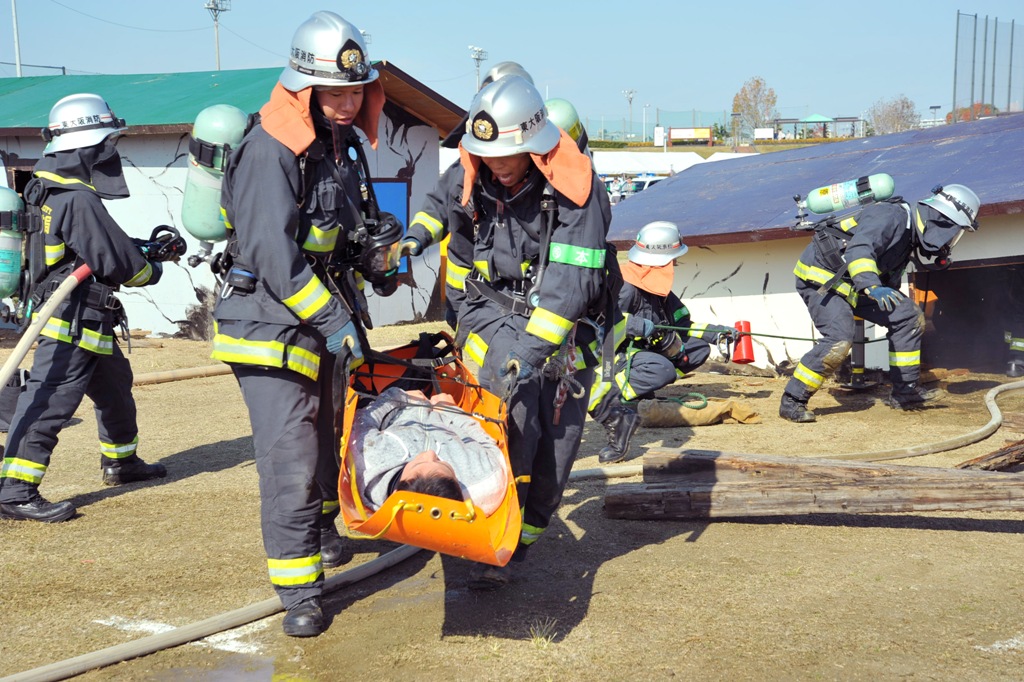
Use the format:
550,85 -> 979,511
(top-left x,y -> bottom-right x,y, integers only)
642,103 -> 651,143
622,89 -> 636,141
204,0 -> 230,71
469,45 -> 488,90
11,0 -> 22,77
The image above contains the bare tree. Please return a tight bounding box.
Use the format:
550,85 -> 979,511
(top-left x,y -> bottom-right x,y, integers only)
866,95 -> 919,135
731,77 -> 779,138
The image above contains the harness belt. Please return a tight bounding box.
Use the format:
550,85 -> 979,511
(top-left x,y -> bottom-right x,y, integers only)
465,278 -> 532,317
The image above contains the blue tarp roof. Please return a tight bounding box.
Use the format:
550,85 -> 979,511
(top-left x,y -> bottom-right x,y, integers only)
610,113 -> 1024,245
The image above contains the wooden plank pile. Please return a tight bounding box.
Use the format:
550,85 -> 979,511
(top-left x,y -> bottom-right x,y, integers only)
603,448 -> 1024,520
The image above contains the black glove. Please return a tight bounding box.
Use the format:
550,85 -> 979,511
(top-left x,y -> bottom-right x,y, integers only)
136,225 -> 187,263
490,350 -> 535,401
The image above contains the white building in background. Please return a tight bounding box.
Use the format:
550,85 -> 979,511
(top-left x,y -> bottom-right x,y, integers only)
0,66 -> 463,336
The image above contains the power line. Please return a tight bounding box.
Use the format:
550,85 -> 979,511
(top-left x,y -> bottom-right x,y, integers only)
44,0 -> 207,32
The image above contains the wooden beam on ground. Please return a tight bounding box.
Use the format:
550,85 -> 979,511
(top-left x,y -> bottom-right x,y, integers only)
956,440 -> 1024,471
604,449 -> 1024,520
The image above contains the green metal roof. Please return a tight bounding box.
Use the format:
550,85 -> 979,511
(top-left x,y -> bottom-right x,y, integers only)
799,113 -> 835,123
0,68 -> 281,129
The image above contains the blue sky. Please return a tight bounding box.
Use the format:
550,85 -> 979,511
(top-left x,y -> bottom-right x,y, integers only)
3,0 -> 1022,127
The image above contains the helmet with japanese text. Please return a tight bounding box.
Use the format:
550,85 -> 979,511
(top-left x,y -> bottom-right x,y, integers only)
461,76 -> 560,157
279,11 -> 378,92
41,93 -> 127,154
628,221 -> 688,266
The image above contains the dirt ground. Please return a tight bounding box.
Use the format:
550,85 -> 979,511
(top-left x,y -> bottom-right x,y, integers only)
3,321 -> 1024,681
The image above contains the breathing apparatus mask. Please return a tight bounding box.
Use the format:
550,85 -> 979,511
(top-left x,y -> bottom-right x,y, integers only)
337,210 -> 403,296
911,183 -> 980,271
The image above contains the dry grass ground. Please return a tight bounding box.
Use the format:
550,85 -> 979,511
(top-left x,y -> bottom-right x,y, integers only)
3,322 -> 1024,681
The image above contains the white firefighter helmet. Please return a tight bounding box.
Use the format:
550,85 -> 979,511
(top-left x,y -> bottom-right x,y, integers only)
481,61 -> 533,89
628,221 -> 688,266
42,93 -> 127,154
545,98 -> 584,142
279,11 -> 378,92
461,76 -> 560,157
919,183 -> 980,230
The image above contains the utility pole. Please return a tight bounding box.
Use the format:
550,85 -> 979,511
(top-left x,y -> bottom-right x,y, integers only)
622,89 -> 636,141
468,45 -> 488,91
11,0 -> 22,77
205,0 -> 231,71
642,103 -> 651,143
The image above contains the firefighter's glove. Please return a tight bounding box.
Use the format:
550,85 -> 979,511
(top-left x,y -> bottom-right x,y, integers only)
148,261 -> 163,286
327,320 -> 363,365
641,318 -> 656,338
492,351 -> 535,401
400,238 -> 422,257
865,285 -> 904,312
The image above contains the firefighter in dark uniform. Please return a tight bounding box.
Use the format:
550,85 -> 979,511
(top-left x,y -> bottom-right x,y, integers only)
0,93 -> 175,523
211,11 -> 400,637
407,62 -> 537,329
404,75 -> 613,590
588,221 -> 735,463
780,184 -> 981,423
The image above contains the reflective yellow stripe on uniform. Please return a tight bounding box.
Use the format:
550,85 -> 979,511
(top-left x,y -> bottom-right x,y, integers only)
464,332 -> 488,367
847,258 -> 880,278
689,321 -> 713,340
286,346 -> 320,380
322,499 -> 340,516
793,362 -> 826,391
267,555 -> 323,587
44,242 -> 65,266
615,364 -> 640,401
446,261 -> 470,291
889,350 -> 920,367
38,316 -> 72,343
302,224 -> 339,253
519,521 -> 545,546
0,457 -> 46,484
211,334 -> 287,367
100,436 -> 139,460
282,276 -> 331,321
34,170 -> 96,191
124,262 -> 153,287
793,260 -> 856,301
588,378 -> 612,412
1008,336 -> 1024,352
79,327 -> 114,355
525,307 -> 573,345
410,211 -> 444,242
472,261 -> 491,281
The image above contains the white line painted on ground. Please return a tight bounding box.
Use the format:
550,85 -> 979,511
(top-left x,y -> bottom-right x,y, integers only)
94,616 -> 268,655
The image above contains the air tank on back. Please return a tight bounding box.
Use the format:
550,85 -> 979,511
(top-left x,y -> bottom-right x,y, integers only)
0,187 -> 25,299
181,104 -> 249,242
801,173 -> 895,214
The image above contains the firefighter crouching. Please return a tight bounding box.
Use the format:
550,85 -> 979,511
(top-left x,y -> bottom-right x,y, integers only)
0,93 -> 180,523
211,11 -> 403,638
780,183 -> 981,423
588,221 -> 736,463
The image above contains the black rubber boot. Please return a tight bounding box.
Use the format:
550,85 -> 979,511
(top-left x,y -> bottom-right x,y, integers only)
101,455 -> 167,486
884,382 -> 942,410
779,393 -> 816,423
0,489 -> 76,523
320,522 -> 351,569
597,408 -> 641,464
282,597 -> 324,637
468,561 -> 512,591
1007,361 -> 1024,378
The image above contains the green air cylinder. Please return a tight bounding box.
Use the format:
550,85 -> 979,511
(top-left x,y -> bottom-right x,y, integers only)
545,98 -> 584,143
181,104 -> 249,242
802,173 -> 895,214
0,186 -> 25,299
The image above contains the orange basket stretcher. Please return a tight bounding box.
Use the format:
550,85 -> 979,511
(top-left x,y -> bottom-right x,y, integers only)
337,332 -> 521,567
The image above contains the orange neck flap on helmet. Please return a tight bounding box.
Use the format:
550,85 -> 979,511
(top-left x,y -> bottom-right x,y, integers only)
259,80 -> 385,156
459,129 -> 593,207
621,260 -> 675,297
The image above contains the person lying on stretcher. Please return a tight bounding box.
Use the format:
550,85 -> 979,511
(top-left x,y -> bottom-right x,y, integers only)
350,387 -> 508,513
